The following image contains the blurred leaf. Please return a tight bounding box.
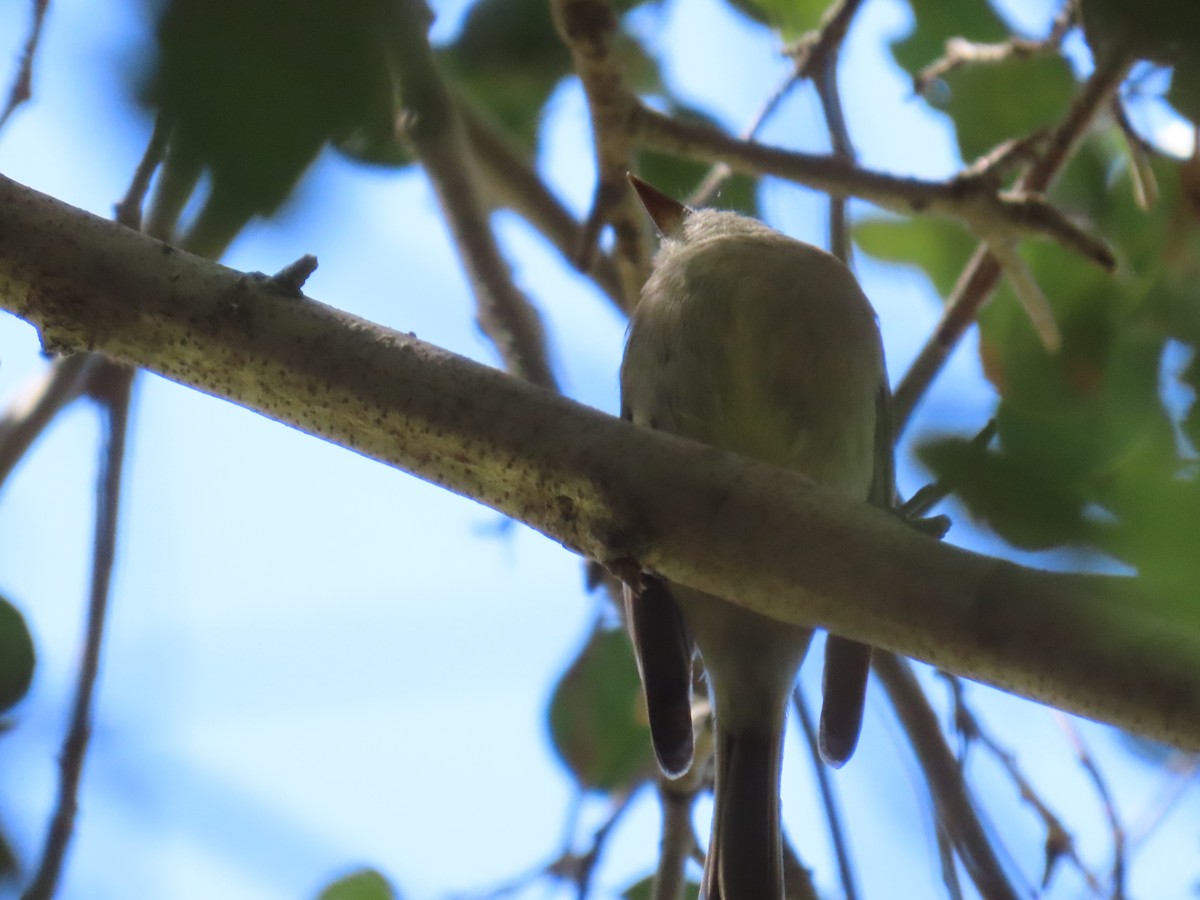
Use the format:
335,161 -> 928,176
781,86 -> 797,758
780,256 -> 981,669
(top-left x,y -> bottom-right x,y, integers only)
911,130 -> 1200,598
1080,0 -> 1200,68
443,0 -> 664,154
940,54 -> 1075,162
719,0 -> 828,40
316,868 -> 397,900
852,216 -> 976,296
0,595 -> 34,714
145,0 -> 407,230
623,874 -> 701,899
891,0 -> 1008,77
918,436 -> 1091,549
1167,60 -> 1200,126
548,625 -> 655,793
439,0 -> 571,153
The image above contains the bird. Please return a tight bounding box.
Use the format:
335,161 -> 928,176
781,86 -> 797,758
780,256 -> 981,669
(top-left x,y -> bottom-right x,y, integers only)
620,174 -> 892,900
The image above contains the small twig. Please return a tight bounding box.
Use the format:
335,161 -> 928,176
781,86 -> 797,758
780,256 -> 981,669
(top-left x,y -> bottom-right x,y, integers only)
633,104 -> 1114,267
934,821 -> 966,900
946,676 -> 1102,893
21,360 -> 133,900
554,788 -> 640,899
113,120 -> 170,231
983,235 -> 1062,351
1111,97 -> 1159,211
0,0 -> 50,132
459,102 -> 628,310
792,686 -> 858,900
0,354 -> 98,493
1057,715 -> 1127,899
872,653 -> 1021,900
900,419 -> 997,521
813,39 -> 857,264
394,0 -> 558,390
689,0 -> 866,209
913,0 -> 1077,97
550,0 -> 647,306
651,786 -> 696,900
893,51 -> 1133,434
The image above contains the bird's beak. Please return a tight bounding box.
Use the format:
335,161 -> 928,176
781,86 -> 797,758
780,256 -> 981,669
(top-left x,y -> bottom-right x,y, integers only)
627,173 -> 689,236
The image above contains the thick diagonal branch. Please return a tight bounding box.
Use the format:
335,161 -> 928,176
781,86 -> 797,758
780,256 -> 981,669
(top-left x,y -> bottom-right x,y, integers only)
2,173 -> 1199,754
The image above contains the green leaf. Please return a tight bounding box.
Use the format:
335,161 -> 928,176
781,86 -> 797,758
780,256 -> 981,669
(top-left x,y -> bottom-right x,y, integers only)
0,595 -> 35,714
316,868 -> 397,900
1081,0 -> 1200,67
915,130 -> 1200,584
623,874 -> 701,899
145,0 -> 408,226
439,0 -> 572,152
852,216 -> 976,296
548,625 -> 655,793
940,54 -> 1075,163
720,0 -> 829,40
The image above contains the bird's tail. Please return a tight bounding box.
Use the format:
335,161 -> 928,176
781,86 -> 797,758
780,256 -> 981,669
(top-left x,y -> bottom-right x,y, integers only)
702,715 -> 787,900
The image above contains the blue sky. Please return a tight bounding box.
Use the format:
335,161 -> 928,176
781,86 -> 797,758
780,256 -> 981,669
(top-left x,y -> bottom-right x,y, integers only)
0,0 -> 1197,898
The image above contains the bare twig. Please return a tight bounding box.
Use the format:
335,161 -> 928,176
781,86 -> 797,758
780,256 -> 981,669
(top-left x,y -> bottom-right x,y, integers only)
113,120 -> 169,231
0,0 -> 50,132
872,653 -> 1021,900
1057,715 -> 1127,899
812,36 -> 857,264
893,52 -> 1133,434
21,360 -> 133,900
946,676 -> 1102,893
633,104 -> 1114,267
1111,98 -> 1159,210
394,0 -> 558,390
459,102 -> 627,309
0,354 -> 98,492
913,1 -> 1077,97
689,0 -> 866,209
547,788 -> 640,898
550,0 -> 647,305
934,821 -> 966,900
793,686 -> 858,900
982,235 -> 1061,350
652,786 -> 696,900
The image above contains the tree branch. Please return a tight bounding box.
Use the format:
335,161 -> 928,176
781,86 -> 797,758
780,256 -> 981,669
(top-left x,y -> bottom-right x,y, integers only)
2,173 -> 1200,753
632,104 -> 1114,268
893,53 -> 1134,432
550,0 -> 647,306
394,0 -> 558,390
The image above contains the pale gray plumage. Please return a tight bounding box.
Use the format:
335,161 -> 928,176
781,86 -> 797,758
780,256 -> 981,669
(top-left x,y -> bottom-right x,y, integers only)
620,179 -> 888,900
